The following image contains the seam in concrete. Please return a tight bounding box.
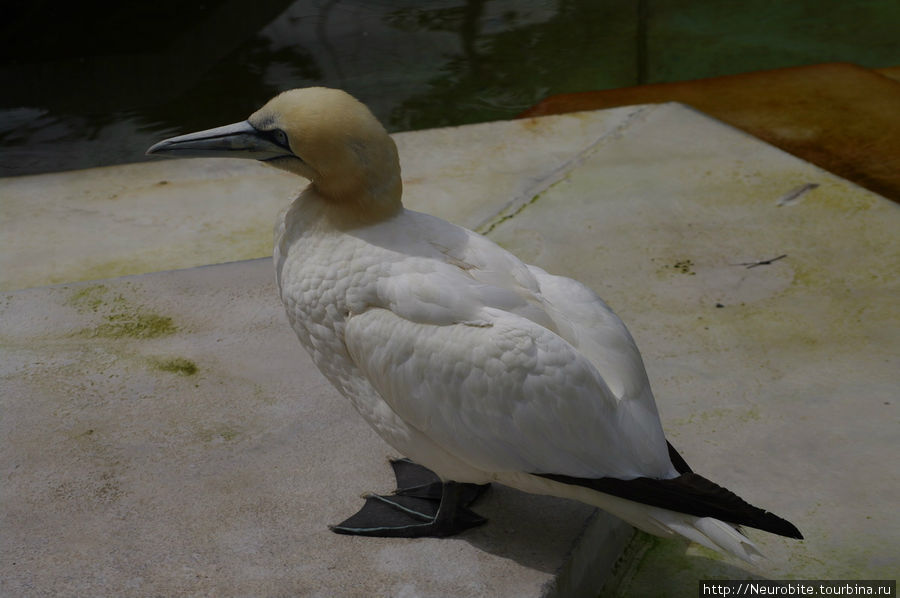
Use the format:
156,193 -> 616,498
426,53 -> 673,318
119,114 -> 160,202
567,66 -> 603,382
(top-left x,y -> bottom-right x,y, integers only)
595,531 -> 658,597
475,105 -> 657,235
542,512 -> 636,598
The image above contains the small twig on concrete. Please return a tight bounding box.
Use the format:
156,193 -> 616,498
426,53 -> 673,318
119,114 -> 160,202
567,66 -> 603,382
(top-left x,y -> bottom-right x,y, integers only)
777,182 -> 819,206
736,254 -> 787,269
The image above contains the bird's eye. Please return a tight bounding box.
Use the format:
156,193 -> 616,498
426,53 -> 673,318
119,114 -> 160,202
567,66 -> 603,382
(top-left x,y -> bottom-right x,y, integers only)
272,128 -> 290,149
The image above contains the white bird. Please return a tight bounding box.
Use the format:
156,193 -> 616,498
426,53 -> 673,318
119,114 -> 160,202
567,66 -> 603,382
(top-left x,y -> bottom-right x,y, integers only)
147,87 -> 801,562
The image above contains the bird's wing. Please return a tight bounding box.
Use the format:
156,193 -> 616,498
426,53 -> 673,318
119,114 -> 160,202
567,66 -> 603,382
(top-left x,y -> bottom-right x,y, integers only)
344,271 -> 673,479
413,214 -> 653,402
522,265 -> 655,404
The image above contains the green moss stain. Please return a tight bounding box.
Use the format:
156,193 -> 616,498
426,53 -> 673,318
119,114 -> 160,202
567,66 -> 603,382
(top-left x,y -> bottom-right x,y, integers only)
670,405 -> 760,430
197,425 -> 240,443
664,259 -> 696,275
93,312 -> 176,339
66,284 -> 109,312
602,531 -> 765,597
153,357 -> 198,376
213,224 -> 272,260
479,190 -> 546,235
68,284 -> 178,340
651,257 -> 699,279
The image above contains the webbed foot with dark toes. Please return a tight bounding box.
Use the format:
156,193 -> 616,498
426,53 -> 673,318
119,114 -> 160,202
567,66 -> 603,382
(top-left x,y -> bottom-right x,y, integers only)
330,458 -> 490,537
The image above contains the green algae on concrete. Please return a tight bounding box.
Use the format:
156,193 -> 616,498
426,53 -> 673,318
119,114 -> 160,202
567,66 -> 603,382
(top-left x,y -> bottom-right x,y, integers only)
196,424 -> 240,443
600,532 -> 766,598
668,259 -> 696,275
66,283 -> 111,312
91,312 -> 176,340
152,357 -> 198,376
66,284 -> 178,340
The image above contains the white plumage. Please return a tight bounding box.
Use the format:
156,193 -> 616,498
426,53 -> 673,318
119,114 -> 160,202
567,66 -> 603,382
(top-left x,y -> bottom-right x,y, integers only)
148,87 -> 800,563
278,204 -> 673,481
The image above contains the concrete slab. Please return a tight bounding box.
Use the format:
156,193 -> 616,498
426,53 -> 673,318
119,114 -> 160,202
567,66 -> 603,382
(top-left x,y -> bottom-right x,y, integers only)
0,107 -> 640,291
2,103 -> 898,596
521,63 -> 900,203
1,261 -> 627,597
1,108 -> 647,597
483,105 -> 899,592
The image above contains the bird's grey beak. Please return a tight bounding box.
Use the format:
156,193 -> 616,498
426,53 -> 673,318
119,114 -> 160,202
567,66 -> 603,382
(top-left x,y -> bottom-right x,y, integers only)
146,120 -> 292,161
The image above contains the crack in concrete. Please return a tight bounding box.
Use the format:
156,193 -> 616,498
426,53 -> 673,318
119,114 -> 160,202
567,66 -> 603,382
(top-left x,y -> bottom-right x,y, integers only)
475,105 -> 657,236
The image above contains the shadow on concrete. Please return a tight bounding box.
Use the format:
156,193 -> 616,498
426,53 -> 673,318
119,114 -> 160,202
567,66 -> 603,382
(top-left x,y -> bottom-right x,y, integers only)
598,531 -> 767,597
456,484 -> 599,574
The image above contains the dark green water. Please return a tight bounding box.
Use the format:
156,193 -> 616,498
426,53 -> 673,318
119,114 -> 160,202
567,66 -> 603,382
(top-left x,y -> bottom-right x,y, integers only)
1,0 -> 898,176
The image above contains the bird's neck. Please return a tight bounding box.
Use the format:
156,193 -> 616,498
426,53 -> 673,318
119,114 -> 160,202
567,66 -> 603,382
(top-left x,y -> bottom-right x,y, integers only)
310,172 -> 403,227
295,181 -> 402,231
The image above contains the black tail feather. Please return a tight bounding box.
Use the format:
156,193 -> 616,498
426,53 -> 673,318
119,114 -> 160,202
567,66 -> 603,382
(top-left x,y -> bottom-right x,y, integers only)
537,470 -> 802,539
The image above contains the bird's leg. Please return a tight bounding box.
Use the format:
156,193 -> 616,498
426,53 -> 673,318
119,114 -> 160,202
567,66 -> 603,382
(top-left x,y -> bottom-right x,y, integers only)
390,457 -> 444,499
329,459 -> 489,538
430,481 -> 484,537
390,458 -> 489,505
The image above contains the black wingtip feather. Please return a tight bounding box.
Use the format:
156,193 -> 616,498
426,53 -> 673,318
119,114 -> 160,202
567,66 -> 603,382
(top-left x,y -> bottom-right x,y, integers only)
666,441 -> 693,475
537,471 -> 803,539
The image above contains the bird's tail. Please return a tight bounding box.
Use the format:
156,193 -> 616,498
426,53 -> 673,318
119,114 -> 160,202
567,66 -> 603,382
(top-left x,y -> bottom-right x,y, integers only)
500,463 -> 801,564
616,501 -> 765,563
528,469 -> 801,563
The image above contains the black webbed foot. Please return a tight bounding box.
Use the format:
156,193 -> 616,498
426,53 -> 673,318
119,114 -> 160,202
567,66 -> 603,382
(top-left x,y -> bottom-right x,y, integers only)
330,458 -> 490,537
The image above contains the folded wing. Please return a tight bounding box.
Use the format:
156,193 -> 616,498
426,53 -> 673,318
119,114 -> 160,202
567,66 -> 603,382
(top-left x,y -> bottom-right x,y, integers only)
344,293 -> 674,480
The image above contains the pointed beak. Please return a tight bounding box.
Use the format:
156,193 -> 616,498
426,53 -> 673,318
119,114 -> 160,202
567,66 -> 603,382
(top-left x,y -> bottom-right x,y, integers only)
146,121 -> 292,161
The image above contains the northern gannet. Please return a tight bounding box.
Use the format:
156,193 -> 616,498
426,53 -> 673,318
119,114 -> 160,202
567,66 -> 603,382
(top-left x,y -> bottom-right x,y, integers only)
147,87 -> 802,562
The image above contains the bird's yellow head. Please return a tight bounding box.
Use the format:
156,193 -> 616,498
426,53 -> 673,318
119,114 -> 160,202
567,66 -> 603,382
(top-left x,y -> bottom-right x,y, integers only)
148,87 -> 402,218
